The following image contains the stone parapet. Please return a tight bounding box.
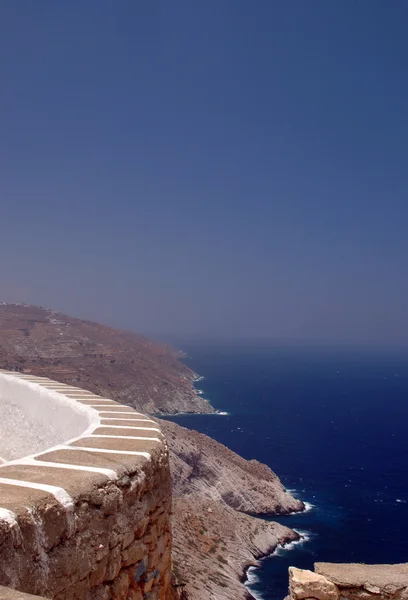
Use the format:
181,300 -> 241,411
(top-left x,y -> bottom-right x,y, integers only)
288,563 -> 408,600
0,371 -> 172,600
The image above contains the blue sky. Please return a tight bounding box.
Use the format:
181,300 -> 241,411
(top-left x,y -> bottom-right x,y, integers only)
1,1 -> 407,344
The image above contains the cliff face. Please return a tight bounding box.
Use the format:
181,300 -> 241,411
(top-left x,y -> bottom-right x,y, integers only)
172,496 -> 298,600
161,419 -> 302,516
0,304 -> 213,415
0,304 -> 303,599
161,419 -> 303,599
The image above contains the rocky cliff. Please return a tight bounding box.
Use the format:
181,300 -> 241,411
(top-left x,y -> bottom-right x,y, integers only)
0,303 -> 303,599
161,419 -> 303,599
161,420 -> 302,515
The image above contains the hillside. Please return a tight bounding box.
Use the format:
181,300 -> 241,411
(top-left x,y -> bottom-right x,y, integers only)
0,303 -> 213,415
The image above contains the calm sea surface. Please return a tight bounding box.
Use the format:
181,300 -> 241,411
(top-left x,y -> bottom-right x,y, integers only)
164,340 -> 408,600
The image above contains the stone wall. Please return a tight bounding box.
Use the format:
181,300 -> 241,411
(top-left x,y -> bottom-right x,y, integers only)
0,370 -> 173,600
288,563 -> 408,600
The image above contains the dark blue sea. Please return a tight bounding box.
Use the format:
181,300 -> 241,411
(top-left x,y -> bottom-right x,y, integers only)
164,340 -> 408,600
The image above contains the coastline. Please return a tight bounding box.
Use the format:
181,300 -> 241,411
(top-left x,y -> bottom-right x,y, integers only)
191,373 -> 231,414
243,501 -> 314,599
159,409 -> 230,417
241,529 -> 302,600
172,360 -> 309,599
154,372 -> 229,416
165,342 -> 408,599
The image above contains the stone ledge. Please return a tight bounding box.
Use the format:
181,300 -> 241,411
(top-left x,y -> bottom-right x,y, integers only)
288,563 -> 408,600
0,371 -> 172,600
315,562 -> 408,588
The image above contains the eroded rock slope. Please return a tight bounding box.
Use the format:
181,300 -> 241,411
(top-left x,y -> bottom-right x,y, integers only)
161,419 -> 304,599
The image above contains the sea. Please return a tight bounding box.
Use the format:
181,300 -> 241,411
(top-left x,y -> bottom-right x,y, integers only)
163,339 -> 408,600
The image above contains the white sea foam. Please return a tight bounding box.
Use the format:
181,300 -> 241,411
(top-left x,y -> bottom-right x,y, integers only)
215,410 -> 230,416
286,491 -> 315,514
246,566 -> 260,584
273,529 -> 313,556
245,530 -> 313,596
286,488 -> 314,512
291,528 -> 313,545
245,566 -> 265,600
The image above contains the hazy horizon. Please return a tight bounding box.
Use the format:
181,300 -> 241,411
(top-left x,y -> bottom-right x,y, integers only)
1,1 -> 408,345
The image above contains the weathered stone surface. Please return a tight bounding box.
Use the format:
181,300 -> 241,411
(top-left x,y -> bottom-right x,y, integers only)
122,541 -> 146,567
121,531 -> 135,550
0,587 -> 46,600
315,563 -> 408,591
105,546 -> 122,582
289,567 -> 340,600
0,373 -> 173,600
287,564 -> 408,600
110,570 -> 130,600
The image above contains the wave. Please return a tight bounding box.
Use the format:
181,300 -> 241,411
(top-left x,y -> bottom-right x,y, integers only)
245,566 -> 265,600
286,489 -> 315,513
272,529 -> 313,556
245,529 -> 313,597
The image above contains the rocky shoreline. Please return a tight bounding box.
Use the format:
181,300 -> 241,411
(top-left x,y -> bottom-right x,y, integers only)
161,418 -> 304,599
240,532 -> 301,600
242,527 -> 310,599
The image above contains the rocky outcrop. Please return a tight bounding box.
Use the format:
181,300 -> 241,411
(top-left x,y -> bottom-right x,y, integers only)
0,304 -> 213,415
288,564 -> 408,600
289,567 -> 339,600
161,419 -> 303,516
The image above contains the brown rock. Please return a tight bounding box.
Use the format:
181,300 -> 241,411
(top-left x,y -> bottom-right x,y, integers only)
121,532 -> 135,551
127,590 -> 143,600
289,567 -> 339,600
89,556 -> 108,588
105,546 -> 122,582
110,570 -> 130,600
0,587 -> 47,600
134,517 -> 149,539
121,541 -> 146,567
315,562 -> 408,590
315,563 -> 408,600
